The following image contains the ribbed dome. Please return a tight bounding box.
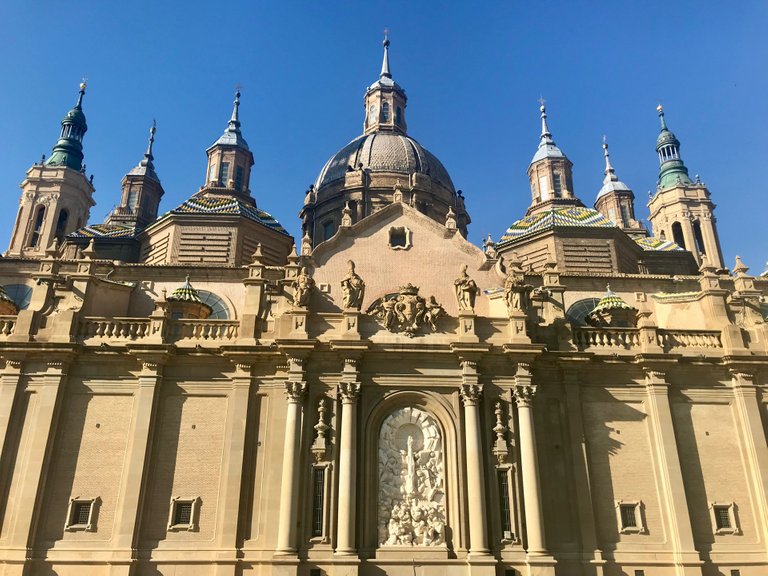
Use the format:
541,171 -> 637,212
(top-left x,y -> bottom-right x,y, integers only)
314,132 -> 455,192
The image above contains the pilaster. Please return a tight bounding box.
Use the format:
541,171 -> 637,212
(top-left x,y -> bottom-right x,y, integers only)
335,357 -> 361,562
110,352 -> 168,575
642,368 -> 702,575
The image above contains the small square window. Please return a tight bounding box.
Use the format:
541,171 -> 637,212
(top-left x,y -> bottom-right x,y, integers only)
168,497 -> 200,531
709,502 -> 740,535
615,500 -> 646,534
388,226 -> 411,250
65,497 -> 98,531
634,571 -> 645,576
730,570 -> 741,576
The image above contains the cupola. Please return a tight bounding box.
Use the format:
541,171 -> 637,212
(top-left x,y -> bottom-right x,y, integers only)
526,102 -> 579,215
594,137 -> 642,232
203,90 -> 254,199
655,105 -> 692,189
46,82 -> 89,171
363,35 -> 408,135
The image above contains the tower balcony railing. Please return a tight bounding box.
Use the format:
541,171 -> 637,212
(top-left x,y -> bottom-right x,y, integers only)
657,329 -> 723,351
79,317 -> 151,343
0,316 -> 17,338
572,326 -> 641,350
168,319 -> 240,343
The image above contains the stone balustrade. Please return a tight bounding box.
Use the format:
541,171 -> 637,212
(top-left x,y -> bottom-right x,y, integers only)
169,319 -> 240,342
657,329 -> 723,352
79,318 -> 150,342
572,327 -> 641,350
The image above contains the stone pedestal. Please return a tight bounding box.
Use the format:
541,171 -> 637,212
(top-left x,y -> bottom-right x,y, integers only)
508,311 -> 530,344
286,309 -> 309,339
458,310 -> 479,342
341,310 -> 361,340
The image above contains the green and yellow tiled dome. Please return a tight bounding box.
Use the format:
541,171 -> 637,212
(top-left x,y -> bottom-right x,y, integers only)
498,207 -> 616,246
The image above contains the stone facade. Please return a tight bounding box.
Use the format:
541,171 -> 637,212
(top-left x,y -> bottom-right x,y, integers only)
0,41 -> 767,576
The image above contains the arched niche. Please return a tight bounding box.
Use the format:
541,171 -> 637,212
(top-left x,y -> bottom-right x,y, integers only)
361,391 -> 462,556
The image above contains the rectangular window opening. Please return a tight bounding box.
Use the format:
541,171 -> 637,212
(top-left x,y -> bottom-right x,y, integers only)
620,504 -> 637,528
552,174 -> 562,197
174,501 -> 193,525
235,166 -> 244,191
498,470 -> 512,536
714,506 -> 731,530
311,468 -> 325,537
220,162 -> 230,186
74,501 -> 91,525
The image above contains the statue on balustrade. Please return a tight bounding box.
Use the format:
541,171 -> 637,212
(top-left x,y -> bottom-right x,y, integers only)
454,264 -> 478,312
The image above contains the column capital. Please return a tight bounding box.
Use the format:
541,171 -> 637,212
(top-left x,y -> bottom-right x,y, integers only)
729,369 -> 756,388
338,381 -> 361,403
285,381 -> 307,403
460,382 -> 483,406
643,367 -> 668,387
513,383 -> 537,408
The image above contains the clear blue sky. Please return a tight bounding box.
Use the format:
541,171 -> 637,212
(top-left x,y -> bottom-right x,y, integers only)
1,1 -> 766,272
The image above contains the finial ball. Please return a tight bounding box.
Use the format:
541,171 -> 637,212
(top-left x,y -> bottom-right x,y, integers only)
539,105 -> 545,113
656,104 -> 664,113
79,82 -> 87,92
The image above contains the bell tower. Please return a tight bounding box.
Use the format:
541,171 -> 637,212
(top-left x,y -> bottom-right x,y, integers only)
647,105 -> 723,268
526,102 -> 579,215
201,90 -> 254,201
594,137 -> 643,233
105,121 -> 165,230
7,82 -> 95,256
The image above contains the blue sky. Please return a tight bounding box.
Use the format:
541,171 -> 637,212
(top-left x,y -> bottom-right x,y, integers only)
1,1 -> 766,272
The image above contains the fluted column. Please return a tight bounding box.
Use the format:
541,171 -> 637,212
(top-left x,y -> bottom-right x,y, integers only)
460,360 -> 490,555
276,358 -> 307,555
513,362 -> 546,555
335,358 -> 360,555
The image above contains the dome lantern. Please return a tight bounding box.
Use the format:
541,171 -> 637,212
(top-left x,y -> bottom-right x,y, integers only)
363,34 -> 408,136
46,82 -> 89,172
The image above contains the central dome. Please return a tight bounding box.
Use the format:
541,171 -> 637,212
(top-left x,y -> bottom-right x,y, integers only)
314,132 -> 455,192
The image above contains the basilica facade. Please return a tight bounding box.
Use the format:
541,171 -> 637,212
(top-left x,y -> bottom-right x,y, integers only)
0,39 -> 767,576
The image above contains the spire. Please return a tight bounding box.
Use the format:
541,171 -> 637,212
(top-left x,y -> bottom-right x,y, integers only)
530,100 -> 565,164
380,33 -> 391,78
540,100 -> 553,142
657,104 -> 668,131
596,135 -> 631,199
229,90 -> 241,130
602,136 -> 616,184
655,105 -> 691,189
45,81 -> 89,172
127,120 -> 159,181
210,89 -> 249,150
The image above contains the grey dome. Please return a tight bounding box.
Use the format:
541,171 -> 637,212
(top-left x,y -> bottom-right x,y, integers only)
315,132 -> 455,192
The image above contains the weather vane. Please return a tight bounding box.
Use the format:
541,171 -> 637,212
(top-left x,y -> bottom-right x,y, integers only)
537,95 -> 546,108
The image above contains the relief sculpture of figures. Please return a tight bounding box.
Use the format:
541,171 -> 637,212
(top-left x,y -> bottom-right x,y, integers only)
454,264 -> 478,312
340,259 -> 365,310
378,407 -> 447,547
291,266 -> 315,307
369,285 -> 444,337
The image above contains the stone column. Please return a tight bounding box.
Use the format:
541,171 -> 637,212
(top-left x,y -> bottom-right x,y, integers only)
729,370 -> 768,547
460,360 -> 490,555
335,359 -> 360,556
643,369 -> 701,574
110,356 -> 165,575
3,357 -> 70,573
513,362 -> 546,556
275,358 -> 307,555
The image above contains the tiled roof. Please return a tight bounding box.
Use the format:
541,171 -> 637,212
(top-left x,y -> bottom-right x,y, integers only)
633,236 -> 684,252
498,207 -> 616,245
591,291 -> 635,314
68,224 -> 137,239
169,195 -> 290,236
167,277 -> 212,313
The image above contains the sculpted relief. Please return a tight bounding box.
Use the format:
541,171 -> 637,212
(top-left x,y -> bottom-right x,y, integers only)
378,406 -> 447,547
368,284 -> 445,337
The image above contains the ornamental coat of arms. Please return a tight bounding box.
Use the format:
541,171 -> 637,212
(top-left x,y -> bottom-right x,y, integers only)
368,284 -> 445,337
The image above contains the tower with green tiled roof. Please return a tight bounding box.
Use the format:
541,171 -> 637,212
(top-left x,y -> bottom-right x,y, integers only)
647,105 -> 724,269
7,83 -> 95,257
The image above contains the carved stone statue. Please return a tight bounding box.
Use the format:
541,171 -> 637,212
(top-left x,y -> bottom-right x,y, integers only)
503,270 -> 532,314
340,260 -> 365,310
291,266 -> 315,308
378,406 -> 447,547
454,264 -> 478,312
